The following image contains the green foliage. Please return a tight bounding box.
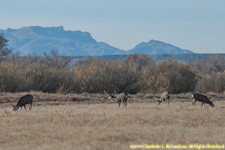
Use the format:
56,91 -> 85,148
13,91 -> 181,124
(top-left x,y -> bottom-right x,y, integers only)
0,33 -> 13,61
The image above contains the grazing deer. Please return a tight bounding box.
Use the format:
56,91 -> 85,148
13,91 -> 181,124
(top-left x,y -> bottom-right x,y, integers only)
109,92 -> 128,108
12,94 -> 33,111
192,93 -> 214,107
157,91 -> 170,105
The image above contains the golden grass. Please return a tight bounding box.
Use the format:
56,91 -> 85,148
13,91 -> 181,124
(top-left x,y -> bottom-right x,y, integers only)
1,99 -> 225,150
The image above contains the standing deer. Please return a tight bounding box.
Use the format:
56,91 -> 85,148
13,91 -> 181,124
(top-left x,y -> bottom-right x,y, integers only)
191,93 -> 214,107
109,92 -> 128,108
157,91 -> 170,105
12,94 -> 33,111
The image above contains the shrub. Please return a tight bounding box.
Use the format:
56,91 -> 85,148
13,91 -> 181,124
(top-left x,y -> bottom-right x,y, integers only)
196,72 -> 225,93
74,58 -> 140,94
0,62 -> 26,92
143,60 -> 197,94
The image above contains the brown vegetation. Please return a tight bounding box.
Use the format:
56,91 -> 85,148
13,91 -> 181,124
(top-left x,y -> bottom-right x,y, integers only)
1,32 -> 225,150
1,53 -> 225,94
1,34 -> 225,94
1,92 -> 225,150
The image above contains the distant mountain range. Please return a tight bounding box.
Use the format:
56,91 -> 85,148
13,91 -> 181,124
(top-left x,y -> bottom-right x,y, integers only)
0,26 -> 193,56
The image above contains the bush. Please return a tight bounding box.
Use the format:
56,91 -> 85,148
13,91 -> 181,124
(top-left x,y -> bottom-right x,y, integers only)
189,55 -> 225,76
24,63 -> 75,93
195,72 -> 225,93
74,58 -> 141,94
0,62 -> 25,92
2,52 -> 225,94
125,54 -> 154,72
0,61 -> 75,93
143,60 -> 197,94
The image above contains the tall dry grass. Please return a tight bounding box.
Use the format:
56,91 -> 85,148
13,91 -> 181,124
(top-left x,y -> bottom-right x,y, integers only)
1,100 -> 225,150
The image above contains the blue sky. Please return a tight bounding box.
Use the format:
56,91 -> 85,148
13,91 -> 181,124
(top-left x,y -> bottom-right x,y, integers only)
1,0 -> 225,53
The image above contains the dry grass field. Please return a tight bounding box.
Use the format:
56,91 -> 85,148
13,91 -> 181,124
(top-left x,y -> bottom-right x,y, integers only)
1,92 -> 225,150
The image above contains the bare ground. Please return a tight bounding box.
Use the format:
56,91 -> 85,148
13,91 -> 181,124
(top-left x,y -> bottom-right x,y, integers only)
1,92 -> 225,150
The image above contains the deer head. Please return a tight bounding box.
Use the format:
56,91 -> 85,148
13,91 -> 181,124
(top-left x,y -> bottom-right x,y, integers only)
12,105 -> 18,111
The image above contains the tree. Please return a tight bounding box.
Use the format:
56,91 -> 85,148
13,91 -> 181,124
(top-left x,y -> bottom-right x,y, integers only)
74,58 -> 141,94
43,50 -> 72,69
189,55 -> 225,76
143,60 -> 197,94
0,33 -> 13,61
125,54 -> 154,72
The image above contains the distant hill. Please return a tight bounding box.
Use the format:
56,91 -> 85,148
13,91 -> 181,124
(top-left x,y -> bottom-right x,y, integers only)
1,26 -> 194,56
2,26 -> 124,56
127,40 -> 193,54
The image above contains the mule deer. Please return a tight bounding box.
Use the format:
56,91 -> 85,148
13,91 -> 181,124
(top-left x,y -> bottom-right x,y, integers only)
109,92 -> 128,108
12,94 -> 33,111
192,93 -> 214,107
157,91 -> 170,105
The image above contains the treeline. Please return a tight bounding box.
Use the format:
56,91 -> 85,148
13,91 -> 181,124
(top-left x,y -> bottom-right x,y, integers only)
1,52 -> 225,94
1,33 -> 225,94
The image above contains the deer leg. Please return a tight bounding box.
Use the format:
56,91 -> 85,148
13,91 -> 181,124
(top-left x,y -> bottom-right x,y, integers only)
123,98 -> 125,108
122,98 -> 125,108
157,99 -> 162,105
201,102 -> 204,107
123,100 -> 127,108
192,100 -> 196,106
29,103 -> 32,111
118,99 -> 121,107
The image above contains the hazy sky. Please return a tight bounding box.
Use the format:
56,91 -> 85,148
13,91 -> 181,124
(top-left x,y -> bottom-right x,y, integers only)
1,0 -> 225,53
